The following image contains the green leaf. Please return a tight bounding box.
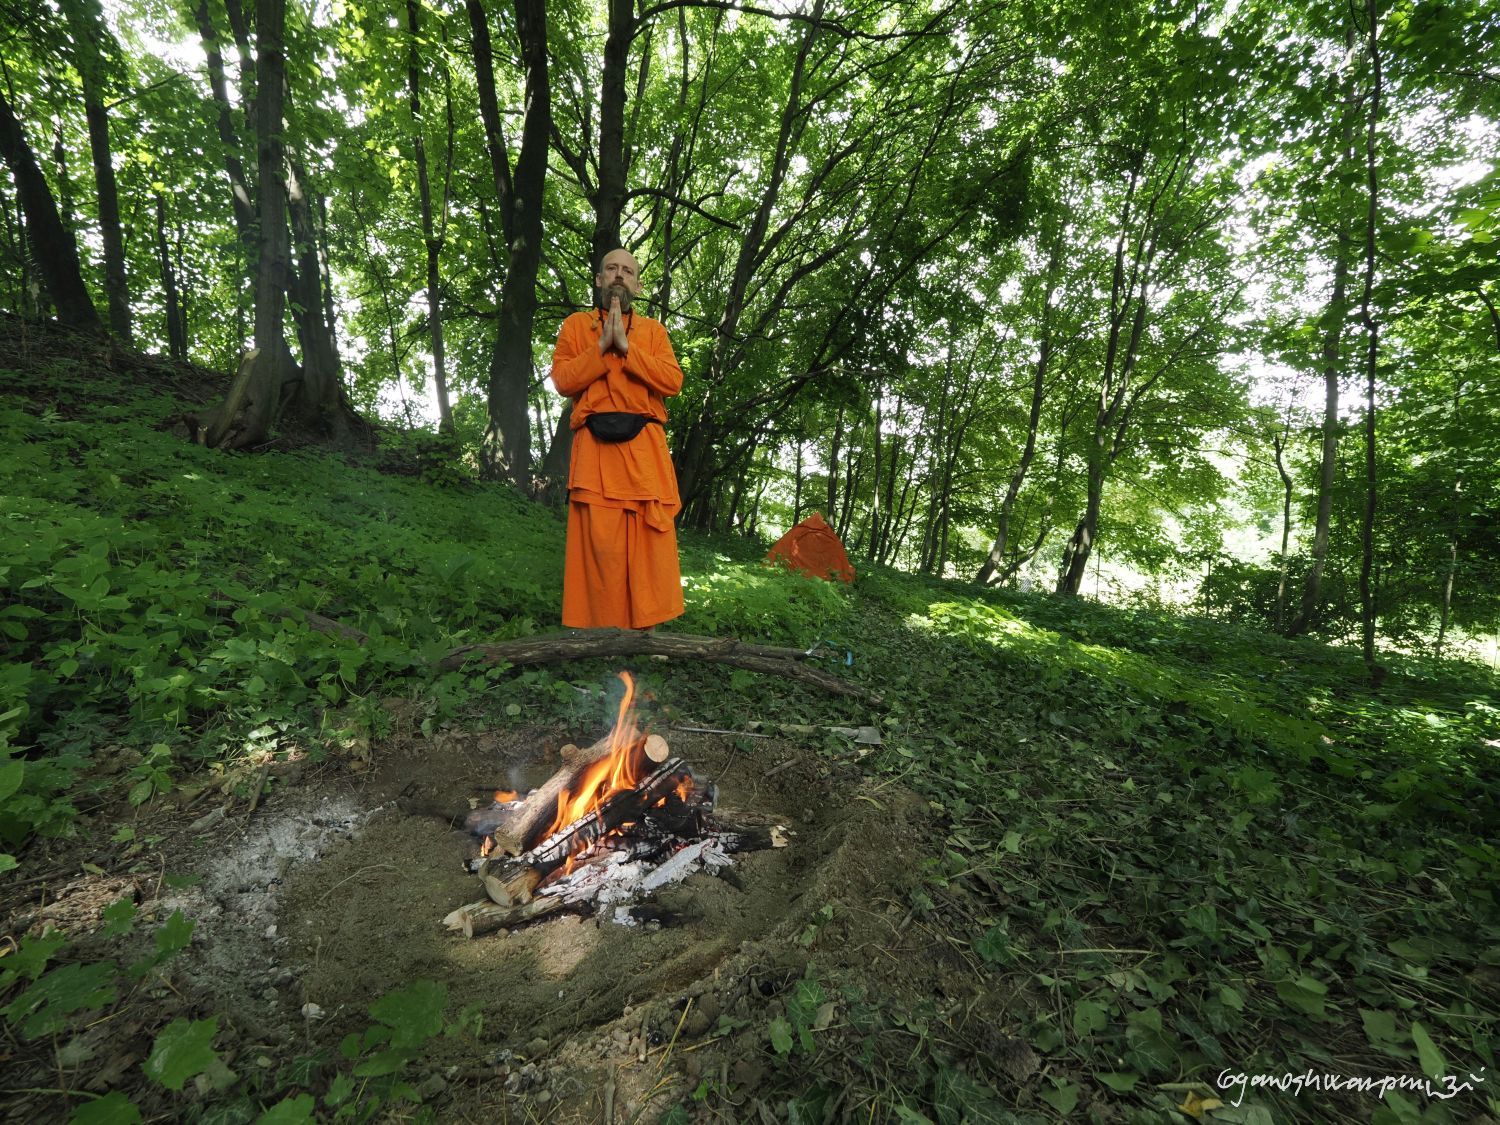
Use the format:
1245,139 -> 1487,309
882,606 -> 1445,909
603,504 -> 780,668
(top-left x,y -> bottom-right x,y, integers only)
324,1072 -> 356,1106
0,931 -> 66,987
144,1017 -> 220,1091
0,758 -> 23,802
1410,1021 -> 1446,1080
154,911 -> 195,959
68,1092 -> 142,1124
657,1105 -> 692,1125
1039,1079 -> 1079,1115
255,1094 -> 316,1124
768,1017 -> 794,1055
1361,1007 -> 1400,1046
353,1048 -> 410,1077
1096,1071 -> 1140,1092
0,854 -> 16,875
6,961 -> 119,1040
100,899 -> 138,938
975,925 -> 1016,965
932,1067 -> 1007,1125
893,1109 -> 935,1125
369,979 -> 446,1048
1072,999 -> 1108,1037
1276,975 -> 1328,1018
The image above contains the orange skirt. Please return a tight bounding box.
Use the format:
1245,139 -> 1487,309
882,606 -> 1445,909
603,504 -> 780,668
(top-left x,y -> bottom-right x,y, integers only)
562,499 -> 684,630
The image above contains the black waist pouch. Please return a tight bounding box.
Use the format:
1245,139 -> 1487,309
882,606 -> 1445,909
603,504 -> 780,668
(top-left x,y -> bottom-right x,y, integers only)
584,412 -> 660,442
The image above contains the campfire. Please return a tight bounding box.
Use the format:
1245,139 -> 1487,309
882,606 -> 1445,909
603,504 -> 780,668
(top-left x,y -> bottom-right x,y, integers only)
443,672 -> 786,938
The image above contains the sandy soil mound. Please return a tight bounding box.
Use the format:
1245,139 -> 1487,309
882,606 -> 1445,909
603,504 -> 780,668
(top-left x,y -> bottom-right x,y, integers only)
4,713 -> 994,1122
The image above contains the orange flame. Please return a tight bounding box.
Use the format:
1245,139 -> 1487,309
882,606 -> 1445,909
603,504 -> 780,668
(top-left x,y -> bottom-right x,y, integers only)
542,672 -> 649,850
494,789 -> 518,803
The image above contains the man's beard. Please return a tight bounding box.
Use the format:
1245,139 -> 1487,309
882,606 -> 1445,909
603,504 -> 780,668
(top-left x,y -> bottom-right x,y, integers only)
600,283 -> 635,313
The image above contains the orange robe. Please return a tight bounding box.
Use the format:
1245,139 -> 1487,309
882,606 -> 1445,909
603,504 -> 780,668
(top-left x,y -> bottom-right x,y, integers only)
551,308 -> 685,630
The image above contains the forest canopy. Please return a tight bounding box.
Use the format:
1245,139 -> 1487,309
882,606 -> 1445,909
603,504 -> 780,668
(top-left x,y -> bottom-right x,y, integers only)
2,0 -> 1497,658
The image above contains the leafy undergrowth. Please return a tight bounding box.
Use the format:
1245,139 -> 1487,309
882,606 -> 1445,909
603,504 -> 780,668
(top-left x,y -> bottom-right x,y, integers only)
2,331 -> 1499,1123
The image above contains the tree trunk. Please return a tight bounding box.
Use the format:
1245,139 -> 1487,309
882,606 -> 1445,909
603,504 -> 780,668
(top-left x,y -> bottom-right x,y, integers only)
407,0 -> 453,433
285,153 -> 345,427
589,0 -> 633,268
978,238 -> 1060,585
191,0 -> 256,246
1357,0 -> 1382,673
0,88 -> 102,332
62,0 -> 131,341
826,402 -> 843,517
479,0 -> 550,489
154,192 -> 186,360
196,0 -> 295,449
678,0 -> 825,513
1287,31 -> 1357,639
792,437 -> 803,524
1272,424 -> 1294,632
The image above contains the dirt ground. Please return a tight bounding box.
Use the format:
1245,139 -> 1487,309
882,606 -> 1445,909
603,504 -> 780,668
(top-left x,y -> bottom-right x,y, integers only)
2,702 -> 1018,1123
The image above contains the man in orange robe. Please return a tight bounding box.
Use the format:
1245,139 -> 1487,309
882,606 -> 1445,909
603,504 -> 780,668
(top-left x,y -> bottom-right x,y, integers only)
551,248 -> 685,630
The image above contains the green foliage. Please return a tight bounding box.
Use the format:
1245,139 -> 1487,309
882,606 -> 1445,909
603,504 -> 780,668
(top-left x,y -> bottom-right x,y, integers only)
330,980 -> 450,1120
0,385 -> 561,858
144,1016 -> 223,1091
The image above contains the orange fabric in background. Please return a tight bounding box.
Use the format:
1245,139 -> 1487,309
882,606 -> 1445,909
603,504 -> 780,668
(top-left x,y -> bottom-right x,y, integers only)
551,308 -> 685,630
766,512 -> 856,583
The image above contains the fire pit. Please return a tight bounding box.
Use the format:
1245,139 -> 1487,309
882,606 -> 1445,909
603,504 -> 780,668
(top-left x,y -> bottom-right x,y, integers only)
443,673 -> 787,938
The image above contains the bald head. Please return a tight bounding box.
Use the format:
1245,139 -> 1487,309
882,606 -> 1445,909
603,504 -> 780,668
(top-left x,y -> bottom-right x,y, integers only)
595,249 -> 641,311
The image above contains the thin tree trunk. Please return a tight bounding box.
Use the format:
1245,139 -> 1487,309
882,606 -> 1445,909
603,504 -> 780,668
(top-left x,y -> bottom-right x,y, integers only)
1273,424 -> 1294,631
792,437 -> 803,524
191,0 -> 256,244
826,402 -> 843,518
866,391 -> 882,561
978,238 -> 1061,584
0,87 -> 101,331
154,192 -> 186,359
285,153 -> 344,424
1357,0 -> 1382,672
407,0 -> 452,433
62,0 -> 131,341
1287,31 -> 1357,638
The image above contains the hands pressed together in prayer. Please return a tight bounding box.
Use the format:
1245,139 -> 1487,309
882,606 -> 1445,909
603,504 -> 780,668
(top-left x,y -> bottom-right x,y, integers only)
597,294 -> 630,357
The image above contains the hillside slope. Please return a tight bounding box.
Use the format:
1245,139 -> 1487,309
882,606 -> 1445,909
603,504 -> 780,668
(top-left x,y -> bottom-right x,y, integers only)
2,322 -> 1498,1123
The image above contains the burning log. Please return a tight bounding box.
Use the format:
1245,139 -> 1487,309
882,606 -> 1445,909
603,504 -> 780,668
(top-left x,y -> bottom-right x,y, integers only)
480,731 -> 671,858
484,758 -> 692,905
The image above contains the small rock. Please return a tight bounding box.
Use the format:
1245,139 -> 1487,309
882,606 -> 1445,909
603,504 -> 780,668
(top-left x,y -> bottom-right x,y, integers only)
525,1036 -> 548,1057
682,1010 -> 711,1039
301,1003 -> 325,1021
534,1090 -> 552,1106
262,989 -> 279,1003
264,923 -> 277,938
257,1056 -> 275,1069
695,994 -> 721,1024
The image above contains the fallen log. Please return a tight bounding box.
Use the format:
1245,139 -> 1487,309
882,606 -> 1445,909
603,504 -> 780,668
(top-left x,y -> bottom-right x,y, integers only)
442,896 -> 568,938
436,629 -> 880,703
